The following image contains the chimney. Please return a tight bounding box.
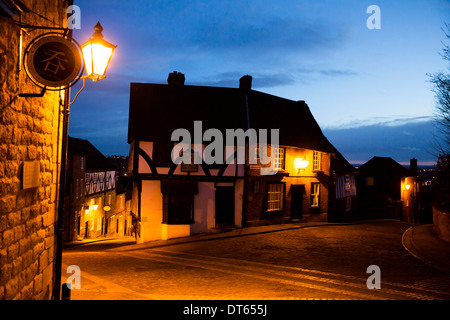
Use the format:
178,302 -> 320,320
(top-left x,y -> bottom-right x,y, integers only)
410,158 -> 417,176
167,71 -> 185,86
239,75 -> 252,92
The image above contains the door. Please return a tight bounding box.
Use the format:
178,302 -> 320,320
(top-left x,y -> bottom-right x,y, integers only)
290,185 -> 305,219
84,221 -> 89,238
215,186 -> 235,226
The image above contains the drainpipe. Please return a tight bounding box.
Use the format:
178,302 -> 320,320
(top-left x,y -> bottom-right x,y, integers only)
239,75 -> 252,229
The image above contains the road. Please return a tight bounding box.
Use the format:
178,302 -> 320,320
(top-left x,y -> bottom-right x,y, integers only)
61,221 -> 450,300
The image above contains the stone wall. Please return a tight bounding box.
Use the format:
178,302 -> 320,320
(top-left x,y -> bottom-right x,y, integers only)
433,206 -> 450,244
0,0 -> 68,299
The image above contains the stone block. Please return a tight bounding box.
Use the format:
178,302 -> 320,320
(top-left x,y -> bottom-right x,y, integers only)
2,229 -> 14,248
4,277 -> 18,300
0,195 -> 16,214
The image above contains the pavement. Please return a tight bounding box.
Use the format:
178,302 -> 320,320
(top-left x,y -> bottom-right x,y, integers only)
402,223 -> 450,274
60,219 -> 450,301
64,219 -> 450,275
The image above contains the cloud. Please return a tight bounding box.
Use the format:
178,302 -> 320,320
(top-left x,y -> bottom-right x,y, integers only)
323,118 -> 438,164
324,115 -> 433,130
190,17 -> 345,56
191,66 -> 358,89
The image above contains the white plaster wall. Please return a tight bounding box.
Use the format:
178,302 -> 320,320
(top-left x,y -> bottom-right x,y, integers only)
138,180 -> 163,243
138,141 -> 153,174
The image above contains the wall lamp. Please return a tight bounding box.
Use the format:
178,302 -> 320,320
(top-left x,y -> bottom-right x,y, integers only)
294,158 -> 309,174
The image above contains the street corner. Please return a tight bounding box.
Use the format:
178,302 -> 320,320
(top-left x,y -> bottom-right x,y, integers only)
402,224 -> 450,274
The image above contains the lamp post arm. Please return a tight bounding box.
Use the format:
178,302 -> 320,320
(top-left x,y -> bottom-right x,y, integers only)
69,77 -> 86,105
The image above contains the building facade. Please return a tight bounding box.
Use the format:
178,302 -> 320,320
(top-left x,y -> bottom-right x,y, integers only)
0,0 -> 69,299
356,156 -> 418,220
64,137 -> 135,241
128,73 -> 348,243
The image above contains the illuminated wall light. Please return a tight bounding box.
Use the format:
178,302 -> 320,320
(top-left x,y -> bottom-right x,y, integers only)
294,158 -> 309,174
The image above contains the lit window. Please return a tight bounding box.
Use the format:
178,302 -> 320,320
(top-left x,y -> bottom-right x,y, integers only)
267,183 -> 285,211
344,174 -> 351,191
273,148 -> 285,170
80,156 -> 84,170
313,151 -> 322,171
310,183 -> 320,207
366,177 -> 374,186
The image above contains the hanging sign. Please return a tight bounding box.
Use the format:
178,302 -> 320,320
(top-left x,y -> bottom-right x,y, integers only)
24,34 -> 83,89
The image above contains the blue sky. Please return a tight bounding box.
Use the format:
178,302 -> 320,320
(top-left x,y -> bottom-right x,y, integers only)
69,0 -> 450,165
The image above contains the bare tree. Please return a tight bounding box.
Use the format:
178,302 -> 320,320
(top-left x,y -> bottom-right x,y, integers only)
431,23 -> 450,155
430,23 -> 450,209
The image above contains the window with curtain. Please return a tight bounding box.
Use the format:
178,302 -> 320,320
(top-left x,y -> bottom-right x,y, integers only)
267,183 -> 285,211
310,182 -> 320,207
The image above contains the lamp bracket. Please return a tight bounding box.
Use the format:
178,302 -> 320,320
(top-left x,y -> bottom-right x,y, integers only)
19,86 -> 47,98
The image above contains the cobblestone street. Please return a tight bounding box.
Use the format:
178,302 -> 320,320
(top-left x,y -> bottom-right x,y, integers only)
62,221 -> 450,300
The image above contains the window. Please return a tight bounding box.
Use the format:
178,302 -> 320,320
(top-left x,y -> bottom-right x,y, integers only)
313,151 -> 322,171
267,183 -> 285,211
75,179 -> 80,199
310,183 -> 320,207
106,193 -> 112,206
366,177 -> 374,186
273,147 -> 285,170
253,180 -> 260,194
344,174 -> 351,191
163,194 -> 194,224
346,197 -> 352,211
80,156 -> 84,170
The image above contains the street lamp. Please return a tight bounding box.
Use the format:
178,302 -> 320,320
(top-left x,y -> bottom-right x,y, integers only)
81,22 -> 117,82
69,22 -> 117,104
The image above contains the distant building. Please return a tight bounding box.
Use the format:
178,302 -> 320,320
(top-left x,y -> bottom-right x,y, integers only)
127,72 -> 353,243
329,152 -> 358,222
356,156 -> 421,221
106,155 -> 129,177
64,137 -> 132,241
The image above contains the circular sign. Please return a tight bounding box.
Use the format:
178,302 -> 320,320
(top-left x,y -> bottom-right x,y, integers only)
24,34 -> 83,89
103,206 -> 111,212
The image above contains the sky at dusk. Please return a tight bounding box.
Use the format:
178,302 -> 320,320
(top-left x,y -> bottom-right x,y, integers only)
69,0 -> 450,166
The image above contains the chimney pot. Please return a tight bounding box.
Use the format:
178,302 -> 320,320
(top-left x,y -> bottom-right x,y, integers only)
168,71 -> 185,86
239,75 -> 252,92
410,158 -> 418,176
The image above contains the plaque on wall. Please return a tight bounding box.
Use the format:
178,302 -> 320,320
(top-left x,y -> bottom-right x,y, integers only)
22,161 -> 40,189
